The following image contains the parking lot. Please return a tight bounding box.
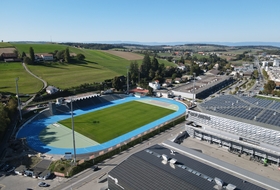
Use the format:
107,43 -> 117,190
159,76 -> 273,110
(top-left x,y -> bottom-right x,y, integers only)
0,155 -> 56,190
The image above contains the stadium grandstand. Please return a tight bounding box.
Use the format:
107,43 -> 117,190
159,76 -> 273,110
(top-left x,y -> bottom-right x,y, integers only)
184,94 -> 280,165
33,94 -> 128,119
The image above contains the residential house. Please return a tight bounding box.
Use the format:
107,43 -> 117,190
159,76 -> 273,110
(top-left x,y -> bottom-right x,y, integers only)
162,79 -> 172,87
174,77 -> 182,84
1,53 -> 21,62
46,86 -> 59,94
177,63 -> 186,71
41,53 -> 53,61
149,80 -> 161,90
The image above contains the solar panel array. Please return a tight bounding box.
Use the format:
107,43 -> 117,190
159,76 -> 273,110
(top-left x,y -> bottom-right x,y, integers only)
256,110 -> 280,126
270,101 -> 280,110
239,96 -> 273,108
200,95 -> 280,127
209,107 -> 263,121
188,110 -> 280,147
201,95 -> 249,108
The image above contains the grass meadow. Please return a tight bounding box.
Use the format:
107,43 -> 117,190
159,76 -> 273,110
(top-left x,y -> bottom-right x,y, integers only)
0,42 -> 14,48
59,101 -> 175,143
0,62 -> 43,94
0,43 -> 175,93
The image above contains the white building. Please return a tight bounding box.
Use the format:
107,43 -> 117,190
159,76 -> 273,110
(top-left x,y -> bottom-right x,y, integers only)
262,61 -> 268,67
149,80 -> 161,90
46,86 -> 59,94
273,59 -> 279,67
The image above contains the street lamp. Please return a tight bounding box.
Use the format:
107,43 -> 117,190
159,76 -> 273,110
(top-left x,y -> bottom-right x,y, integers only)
70,98 -> 77,164
15,77 -> 22,121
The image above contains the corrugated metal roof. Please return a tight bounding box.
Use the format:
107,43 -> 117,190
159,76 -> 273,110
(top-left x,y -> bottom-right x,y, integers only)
109,144 -> 265,190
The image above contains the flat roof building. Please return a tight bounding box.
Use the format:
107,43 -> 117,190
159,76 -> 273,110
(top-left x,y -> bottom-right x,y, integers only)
108,144 -> 278,190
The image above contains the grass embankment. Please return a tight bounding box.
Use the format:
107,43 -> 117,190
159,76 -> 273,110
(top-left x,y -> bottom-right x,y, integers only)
0,62 -> 42,94
59,101 -> 175,143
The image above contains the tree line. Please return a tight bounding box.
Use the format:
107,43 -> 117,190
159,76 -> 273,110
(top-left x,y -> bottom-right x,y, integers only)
23,47 -> 85,65
0,97 -> 18,137
60,43 -> 123,50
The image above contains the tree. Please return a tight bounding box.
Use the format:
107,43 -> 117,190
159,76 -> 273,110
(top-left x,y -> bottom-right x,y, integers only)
179,56 -> 185,64
0,104 -> 10,133
151,56 -> 159,71
252,70 -> 259,79
29,47 -> 35,63
264,80 -> 276,94
21,51 -> 26,58
112,76 -> 124,91
129,61 -> 139,84
64,47 -> 70,63
76,53 -> 85,61
13,49 -> 19,58
140,53 -> 151,79
149,69 -> 155,80
24,57 -> 33,65
6,97 -> 17,117
56,49 -> 65,60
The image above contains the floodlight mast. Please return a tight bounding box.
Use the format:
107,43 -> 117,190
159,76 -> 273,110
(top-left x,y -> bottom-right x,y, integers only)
192,73 -> 196,107
15,77 -> 22,121
71,98 -> 77,164
127,67 -> 129,94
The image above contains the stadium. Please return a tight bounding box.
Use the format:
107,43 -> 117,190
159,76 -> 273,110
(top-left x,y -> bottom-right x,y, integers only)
183,94 -> 280,165
16,94 -> 186,158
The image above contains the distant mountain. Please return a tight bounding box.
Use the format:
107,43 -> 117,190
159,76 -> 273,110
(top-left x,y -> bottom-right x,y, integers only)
9,40 -> 280,47
82,41 -> 280,47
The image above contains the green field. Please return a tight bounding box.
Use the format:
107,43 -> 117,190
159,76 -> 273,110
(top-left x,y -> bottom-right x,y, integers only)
0,42 -> 14,48
0,62 -> 43,94
11,43 -> 69,53
0,43 -> 175,93
59,101 -> 175,143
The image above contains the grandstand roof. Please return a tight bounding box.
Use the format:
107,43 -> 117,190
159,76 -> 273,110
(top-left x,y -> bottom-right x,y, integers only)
108,144 -> 267,190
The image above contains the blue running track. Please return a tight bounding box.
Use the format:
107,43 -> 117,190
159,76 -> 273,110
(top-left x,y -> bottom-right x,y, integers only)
16,97 -> 186,155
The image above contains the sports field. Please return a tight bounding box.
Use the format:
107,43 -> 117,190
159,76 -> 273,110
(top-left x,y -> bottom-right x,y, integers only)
59,101 -> 175,143
16,97 -> 186,154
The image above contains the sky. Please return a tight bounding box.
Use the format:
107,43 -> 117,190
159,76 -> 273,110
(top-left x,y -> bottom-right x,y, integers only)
1,0 -> 280,43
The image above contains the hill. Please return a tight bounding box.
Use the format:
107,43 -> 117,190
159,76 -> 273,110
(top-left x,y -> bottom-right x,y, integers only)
0,43 -> 175,94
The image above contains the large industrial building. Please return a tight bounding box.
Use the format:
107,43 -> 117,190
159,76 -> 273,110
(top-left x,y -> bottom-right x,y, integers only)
184,94 -> 280,165
170,75 -> 235,100
108,144 -> 280,190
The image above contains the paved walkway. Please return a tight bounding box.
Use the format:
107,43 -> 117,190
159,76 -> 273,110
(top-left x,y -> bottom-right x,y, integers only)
21,62 -> 48,108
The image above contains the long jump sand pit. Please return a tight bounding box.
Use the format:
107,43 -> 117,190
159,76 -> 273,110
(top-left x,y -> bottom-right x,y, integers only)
101,50 -> 143,60
39,123 -> 100,148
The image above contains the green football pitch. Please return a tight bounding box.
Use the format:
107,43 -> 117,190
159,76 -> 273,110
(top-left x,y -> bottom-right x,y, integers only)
59,101 -> 175,143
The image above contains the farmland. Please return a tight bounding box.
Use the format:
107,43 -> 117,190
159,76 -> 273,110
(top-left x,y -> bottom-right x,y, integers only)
101,50 -> 144,60
0,43 -> 176,93
59,101 -> 175,143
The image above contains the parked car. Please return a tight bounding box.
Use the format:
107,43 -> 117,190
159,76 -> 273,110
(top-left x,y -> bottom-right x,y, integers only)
38,182 -> 50,187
